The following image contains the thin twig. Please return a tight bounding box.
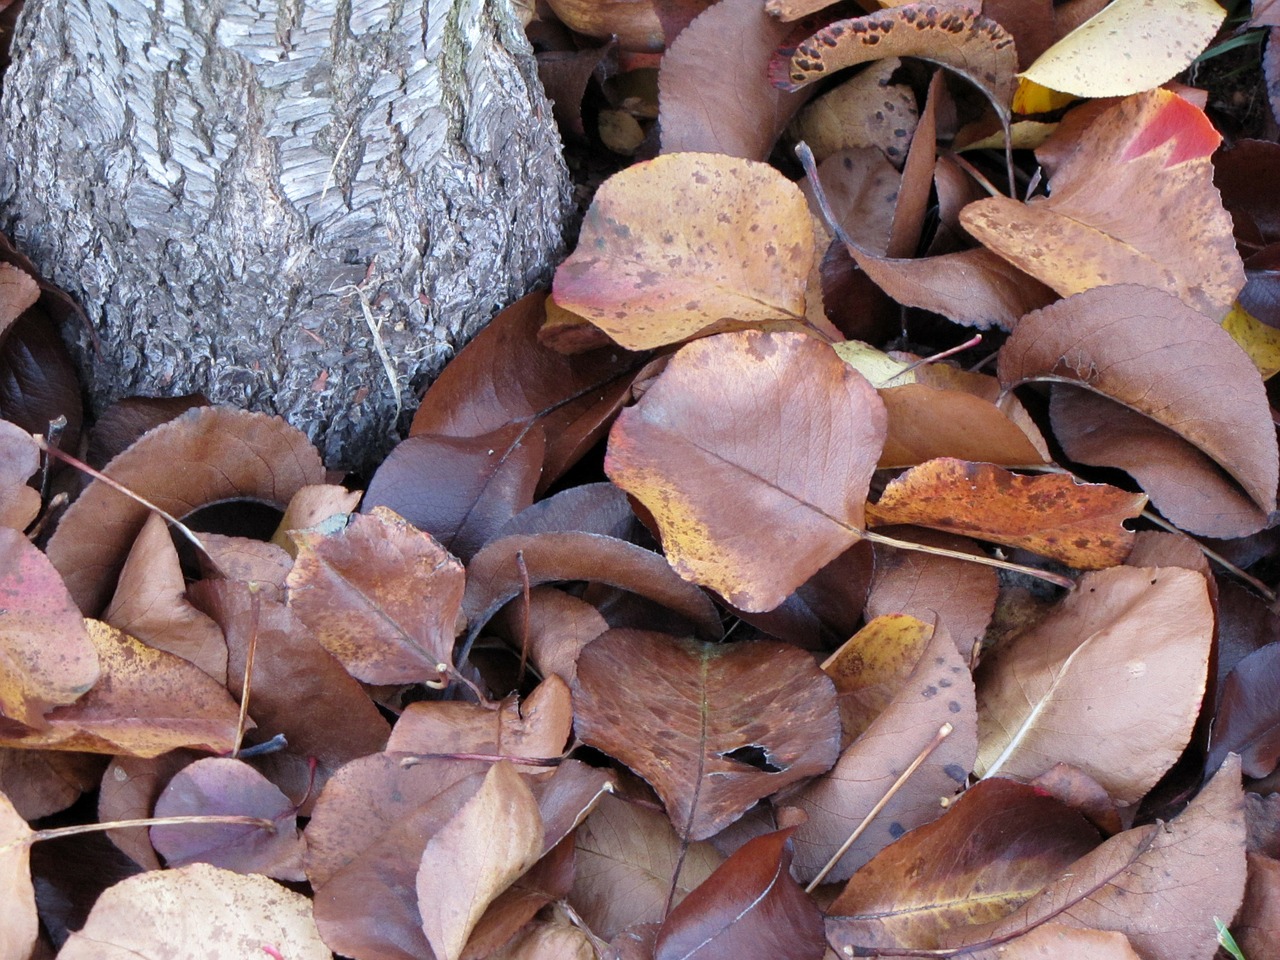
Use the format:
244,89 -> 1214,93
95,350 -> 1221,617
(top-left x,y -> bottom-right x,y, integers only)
232,586 -> 262,758
860,529 -> 1076,589
1141,509 -> 1276,603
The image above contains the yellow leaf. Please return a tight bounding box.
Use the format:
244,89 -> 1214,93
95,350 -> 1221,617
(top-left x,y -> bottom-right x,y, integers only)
1012,77 -> 1076,115
1222,302 -> 1280,379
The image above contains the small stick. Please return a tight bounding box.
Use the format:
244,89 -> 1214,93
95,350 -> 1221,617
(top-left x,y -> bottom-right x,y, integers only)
883,334 -> 983,385
1141,509 -> 1277,604
232,586 -> 262,758
1,814 -> 278,855
860,530 -> 1075,589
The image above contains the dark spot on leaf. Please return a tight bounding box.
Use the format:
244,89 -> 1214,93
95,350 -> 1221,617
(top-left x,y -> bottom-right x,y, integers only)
948,701 -> 961,713
922,685 -> 938,698
888,822 -> 906,838
944,763 -> 967,783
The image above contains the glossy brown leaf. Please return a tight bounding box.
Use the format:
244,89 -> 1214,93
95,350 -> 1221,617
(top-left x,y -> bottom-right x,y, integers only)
788,621 -> 978,883
0,419 -> 38,531
772,4 -> 1018,125
826,778 -> 1101,952
418,762 -> 545,960
46,406 -> 324,614
962,91 -> 1244,319
1000,284 -> 1278,537
569,793 -> 724,941
654,828 -> 825,960
102,511 -> 227,682
573,630 -> 840,840
1,620 -> 241,757
0,312 -> 84,451
0,789 -> 36,960
287,506 -> 465,685
0,526 -> 99,727
606,330 -> 886,611
150,757 -> 304,880
979,756 -> 1247,960
658,0 -> 806,161
1208,642 -> 1280,778
865,458 -> 1146,569
57,862 -> 330,960
976,566 -> 1212,805
553,155 -> 815,350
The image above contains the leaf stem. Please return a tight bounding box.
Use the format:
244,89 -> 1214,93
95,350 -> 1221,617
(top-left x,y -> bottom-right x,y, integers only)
859,530 -> 1075,589
1140,510 -> 1276,604
1,814 -> 278,855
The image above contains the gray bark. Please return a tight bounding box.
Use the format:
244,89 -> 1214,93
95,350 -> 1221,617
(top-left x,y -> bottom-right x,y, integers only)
0,0 -> 570,470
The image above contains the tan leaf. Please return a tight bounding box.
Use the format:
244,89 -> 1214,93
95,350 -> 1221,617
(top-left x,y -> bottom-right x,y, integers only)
0,790 -> 36,960
0,420 -> 39,531
823,614 -> 935,747
418,762 -> 545,960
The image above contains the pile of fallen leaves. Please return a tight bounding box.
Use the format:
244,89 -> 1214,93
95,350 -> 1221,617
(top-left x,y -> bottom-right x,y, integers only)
3,0 -> 1280,958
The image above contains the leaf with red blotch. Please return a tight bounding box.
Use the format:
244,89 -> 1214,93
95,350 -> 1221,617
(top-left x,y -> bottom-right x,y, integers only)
973,756 -> 1246,960
654,828 -> 824,960
1000,284 -> 1278,538
771,4 -> 1018,125
658,0 -> 807,161
286,507 -> 465,686
363,425 -> 545,562
573,630 -> 840,841
0,526 -> 99,728
787,621 -> 977,884
1207,642 -> 1280,778
1,620 -> 241,757
976,566 -> 1213,805
0,419 -> 39,531
46,406 -> 324,615
962,90 -> 1243,319
826,779 -> 1101,953
150,757 -> 304,880
408,291 -> 646,490
606,330 -> 886,612
865,459 -> 1146,570
0,789 -> 37,960
102,512 -> 228,683
553,154 -> 816,350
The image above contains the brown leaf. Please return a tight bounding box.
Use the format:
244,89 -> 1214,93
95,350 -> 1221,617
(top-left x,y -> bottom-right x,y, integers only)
272,483 -> 363,552
488,917 -> 597,960
553,155 -> 815,350
573,630 -> 840,840
0,749 -> 100,822
102,511 -> 227,682
866,459 -> 1146,569
772,4 -> 1018,125
150,757 -> 304,880
968,923 -> 1143,960
488,587 -> 609,687
84,395 -> 209,470
2,620 -> 241,757
286,506 -> 465,685
0,789 -> 37,960
0,262 -> 38,338
826,778 -> 1101,952
976,566 -> 1213,805
979,755 -> 1247,960
196,534 -> 293,598
418,762 -> 545,960
654,827 -> 825,960
1236,852 -> 1280,960
0,419 -> 39,531
46,406 -> 324,614
822,614 -> 935,747
1208,642 -> 1280,778
606,330 -> 886,611
98,750 -> 199,871
0,526 -> 99,727
540,0 -> 711,52
1000,283 -> 1278,537
569,793 -> 724,941
57,862 -> 330,960
788,621 -> 978,883
962,90 -> 1244,319
791,60 -> 918,169
735,541 -> 873,650
657,0 -> 807,161
0,312 -> 84,453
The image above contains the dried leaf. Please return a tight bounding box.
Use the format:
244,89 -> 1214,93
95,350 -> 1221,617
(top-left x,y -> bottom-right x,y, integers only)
866,458 -> 1146,569
606,330 -> 886,612
540,0 -> 711,52
573,630 -> 840,840
46,407 -> 324,614
0,790 -> 36,960
553,154 -> 815,350
286,507 -> 465,685
0,419 -> 39,531
976,566 -> 1213,805
962,91 -> 1243,319
1236,852 -> 1280,960
84,395 -> 208,470
488,587 -> 610,687
790,59 -> 918,168
0,749 -> 100,822
968,924 -> 1143,960
99,750 -> 199,871
823,614 -> 935,747
417,762 -> 545,960
57,862 -> 330,959
736,541 -> 873,650
1208,642 -> 1280,779
654,828 -> 825,960
0,312 -> 84,451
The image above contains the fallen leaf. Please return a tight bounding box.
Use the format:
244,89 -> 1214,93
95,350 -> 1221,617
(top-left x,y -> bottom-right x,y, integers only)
866,458 -> 1146,569
968,923 -> 1143,960
553,154 -> 815,350
488,917 -> 596,960
788,620 -> 978,883
272,483 -> 363,552
0,312 -> 84,454
84,395 -> 209,470
1018,0 -> 1225,99
573,630 -> 840,840
0,526 -> 100,728
1214,138 -> 1280,247
826,778 -> 1101,952
0,262 -> 38,338
802,148 -> 901,256
1236,852 -> 1280,960
0,749 -> 100,822
98,750 -> 199,871
789,59 -> 918,169
487,587 -> 610,687
494,482 -> 639,542
286,506 -> 465,685
1000,284 -> 1278,537
150,757 -> 304,880
57,862 -> 330,959
654,827 -> 825,960
46,406 -> 324,614
462,839 -> 577,960
975,566 -> 1213,805
823,614 -> 935,747
418,762 -> 545,960
1208,642 -> 1280,779
0,419 -> 38,530
1221,302 -> 1280,379
540,0 -> 711,52
962,91 -> 1244,319
606,330 -> 886,611
0,790 -> 36,960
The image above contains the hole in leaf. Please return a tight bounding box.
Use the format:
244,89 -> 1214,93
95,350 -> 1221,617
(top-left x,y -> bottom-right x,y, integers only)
720,744 -> 783,773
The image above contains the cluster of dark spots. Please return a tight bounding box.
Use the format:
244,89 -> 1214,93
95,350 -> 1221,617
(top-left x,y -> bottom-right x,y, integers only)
921,684 -> 939,698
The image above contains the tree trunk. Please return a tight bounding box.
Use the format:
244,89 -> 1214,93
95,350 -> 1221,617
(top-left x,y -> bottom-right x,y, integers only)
0,0 -> 570,470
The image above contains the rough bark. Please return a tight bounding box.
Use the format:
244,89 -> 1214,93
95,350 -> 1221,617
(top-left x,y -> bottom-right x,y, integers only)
0,0 -> 570,470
